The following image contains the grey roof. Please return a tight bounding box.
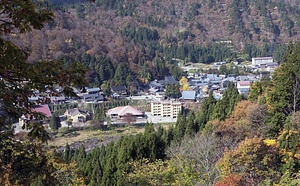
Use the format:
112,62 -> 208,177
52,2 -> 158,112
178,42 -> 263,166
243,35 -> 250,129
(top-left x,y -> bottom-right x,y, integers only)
164,76 -> 178,85
207,74 -> 218,78
149,80 -> 162,88
238,76 -> 249,81
223,77 -> 236,82
86,87 -> 100,93
66,108 -> 90,116
181,90 -> 196,100
50,96 -> 66,101
111,86 -> 127,92
210,80 -> 221,84
238,88 -> 250,96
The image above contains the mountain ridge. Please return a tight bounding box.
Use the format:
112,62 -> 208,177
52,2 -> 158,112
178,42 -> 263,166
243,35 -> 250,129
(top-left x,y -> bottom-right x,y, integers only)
7,0 -> 299,85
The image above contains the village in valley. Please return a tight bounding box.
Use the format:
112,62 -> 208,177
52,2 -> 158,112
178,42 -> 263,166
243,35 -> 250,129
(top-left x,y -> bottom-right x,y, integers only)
15,56 -> 278,149
4,0 -> 300,184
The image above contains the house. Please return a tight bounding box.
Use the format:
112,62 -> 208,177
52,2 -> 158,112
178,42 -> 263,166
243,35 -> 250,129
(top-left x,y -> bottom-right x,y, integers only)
213,89 -> 223,100
151,100 -> 182,118
64,108 -> 90,123
50,96 -> 66,104
237,81 -> 251,89
148,87 -> 159,95
238,88 -> 250,95
19,104 -> 52,126
265,62 -> 278,71
149,80 -> 163,91
221,79 -> 230,88
111,86 -> 127,96
214,61 -> 226,66
206,74 -> 218,80
237,75 -> 249,81
86,87 -> 100,94
181,90 -> 196,101
156,76 -> 178,87
237,81 -> 251,95
106,105 -> 144,119
130,79 -> 141,92
77,92 -> 104,102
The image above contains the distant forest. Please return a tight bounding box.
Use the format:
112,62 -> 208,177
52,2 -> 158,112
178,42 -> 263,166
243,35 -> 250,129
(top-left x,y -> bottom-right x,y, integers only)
10,0 -> 295,87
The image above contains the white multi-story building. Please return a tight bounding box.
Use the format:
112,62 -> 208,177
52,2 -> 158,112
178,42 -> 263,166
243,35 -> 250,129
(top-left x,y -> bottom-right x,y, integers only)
151,101 -> 182,118
252,57 -> 273,65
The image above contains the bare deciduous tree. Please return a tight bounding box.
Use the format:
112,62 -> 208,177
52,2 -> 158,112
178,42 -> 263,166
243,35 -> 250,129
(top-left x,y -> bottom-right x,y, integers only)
123,113 -> 136,126
167,132 -> 223,186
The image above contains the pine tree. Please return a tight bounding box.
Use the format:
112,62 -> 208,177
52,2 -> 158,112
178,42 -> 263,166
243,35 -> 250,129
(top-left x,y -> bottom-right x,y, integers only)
49,113 -> 61,131
266,42 -> 300,136
212,82 -> 241,121
62,143 -> 71,164
185,111 -> 197,136
196,91 -> 217,130
174,112 -> 187,142
248,81 -> 263,102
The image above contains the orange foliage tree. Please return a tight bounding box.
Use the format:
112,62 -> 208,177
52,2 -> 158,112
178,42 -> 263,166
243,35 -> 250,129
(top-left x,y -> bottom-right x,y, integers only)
217,137 -> 280,185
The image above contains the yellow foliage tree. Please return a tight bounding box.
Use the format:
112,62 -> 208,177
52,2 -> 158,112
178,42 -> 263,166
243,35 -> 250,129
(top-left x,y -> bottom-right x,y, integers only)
126,158 -> 176,185
278,129 -> 300,173
179,76 -> 190,90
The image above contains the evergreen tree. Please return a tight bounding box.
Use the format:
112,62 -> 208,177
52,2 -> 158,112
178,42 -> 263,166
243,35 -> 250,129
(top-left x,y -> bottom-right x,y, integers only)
266,42 -> 300,136
62,143 -> 71,164
185,111 -> 197,136
101,143 -> 117,186
165,84 -> 181,98
196,91 -> 217,130
174,112 -> 187,142
49,113 -> 61,131
114,62 -> 130,85
248,81 -> 263,102
115,136 -> 132,185
72,145 -> 86,173
212,82 -> 241,121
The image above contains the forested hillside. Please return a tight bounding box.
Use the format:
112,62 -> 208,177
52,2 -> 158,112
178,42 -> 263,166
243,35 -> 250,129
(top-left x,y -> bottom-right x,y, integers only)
8,0 -> 299,86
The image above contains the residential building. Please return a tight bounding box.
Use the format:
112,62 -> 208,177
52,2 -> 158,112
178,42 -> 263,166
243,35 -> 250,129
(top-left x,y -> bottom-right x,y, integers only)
111,86 -> 127,97
181,90 -> 196,101
237,81 -> 251,95
19,104 -> 52,126
237,81 -> 251,89
50,96 -> 66,104
64,108 -> 90,123
252,57 -> 273,65
151,100 -> 182,118
106,105 -> 144,119
163,76 -> 178,85
86,87 -> 100,94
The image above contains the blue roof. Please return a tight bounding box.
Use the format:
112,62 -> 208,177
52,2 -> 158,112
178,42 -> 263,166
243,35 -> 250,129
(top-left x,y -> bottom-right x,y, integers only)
181,90 -> 196,100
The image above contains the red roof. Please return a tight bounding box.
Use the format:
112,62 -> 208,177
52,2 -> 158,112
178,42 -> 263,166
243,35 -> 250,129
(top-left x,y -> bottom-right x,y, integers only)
33,104 -> 52,118
238,81 -> 251,86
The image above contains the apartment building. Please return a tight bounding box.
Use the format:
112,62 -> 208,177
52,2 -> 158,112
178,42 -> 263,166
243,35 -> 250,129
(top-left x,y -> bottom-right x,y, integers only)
252,57 -> 273,65
151,100 -> 182,118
